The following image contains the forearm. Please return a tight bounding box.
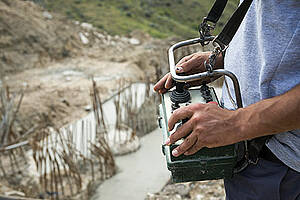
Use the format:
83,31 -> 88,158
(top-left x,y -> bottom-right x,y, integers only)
235,84 -> 300,140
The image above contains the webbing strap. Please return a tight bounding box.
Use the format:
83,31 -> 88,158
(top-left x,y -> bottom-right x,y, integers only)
247,136 -> 272,164
205,0 -> 228,24
215,0 -> 253,47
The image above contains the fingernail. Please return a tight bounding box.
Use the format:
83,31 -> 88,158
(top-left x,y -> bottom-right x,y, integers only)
172,149 -> 178,156
208,101 -> 218,105
176,66 -> 183,73
165,138 -> 170,145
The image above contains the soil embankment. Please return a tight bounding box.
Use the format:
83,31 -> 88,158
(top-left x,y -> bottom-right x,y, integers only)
0,0 -> 171,136
0,0 -> 81,75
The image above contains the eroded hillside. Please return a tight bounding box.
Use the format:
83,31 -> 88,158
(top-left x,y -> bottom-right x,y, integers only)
0,0 -> 175,136
0,0 -> 84,75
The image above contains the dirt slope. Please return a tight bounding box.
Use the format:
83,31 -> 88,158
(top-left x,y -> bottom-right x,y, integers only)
0,0 -> 174,136
0,0 -> 82,76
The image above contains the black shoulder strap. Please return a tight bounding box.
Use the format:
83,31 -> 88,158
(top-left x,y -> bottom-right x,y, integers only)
215,0 -> 253,47
201,0 -> 253,48
205,0 -> 228,24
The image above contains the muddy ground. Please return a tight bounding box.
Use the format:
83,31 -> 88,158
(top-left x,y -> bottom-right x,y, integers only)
146,180 -> 225,200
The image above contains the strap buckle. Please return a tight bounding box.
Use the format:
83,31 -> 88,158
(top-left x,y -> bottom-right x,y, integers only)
199,17 -> 216,46
245,151 -> 260,165
204,46 -> 222,73
212,37 -> 227,51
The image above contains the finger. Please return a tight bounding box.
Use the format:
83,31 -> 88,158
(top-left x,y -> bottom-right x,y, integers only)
168,106 -> 193,131
172,134 -> 197,157
154,73 -> 169,92
168,119 -> 193,144
158,88 -> 168,94
176,54 -> 194,67
175,54 -> 195,73
184,135 -> 205,155
180,56 -> 202,72
164,74 -> 174,89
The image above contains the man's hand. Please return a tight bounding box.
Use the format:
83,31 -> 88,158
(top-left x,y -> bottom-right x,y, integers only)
165,84 -> 300,157
165,103 -> 243,157
154,52 -> 212,94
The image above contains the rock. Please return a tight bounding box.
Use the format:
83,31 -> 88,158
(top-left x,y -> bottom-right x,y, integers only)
22,82 -> 28,87
62,70 -> 83,76
107,35 -> 112,41
66,76 -> 72,81
130,30 -> 151,43
161,184 -> 177,196
84,105 -> 92,111
108,129 -> 141,156
175,184 -> 190,197
81,22 -> 93,30
79,32 -> 89,44
94,32 -> 105,39
110,41 -> 116,46
62,99 -> 70,106
195,194 -> 204,200
174,194 -> 182,200
4,190 -> 25,197
146,180 -> 225,200
43,11 -> 53,20
129,38 -> 140,45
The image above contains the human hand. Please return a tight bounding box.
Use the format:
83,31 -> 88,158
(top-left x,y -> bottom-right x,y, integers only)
153,51 -> 211,94
165,103 -> 244,157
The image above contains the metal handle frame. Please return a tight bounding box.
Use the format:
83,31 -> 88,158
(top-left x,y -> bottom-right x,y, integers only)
168,37 -> 243,108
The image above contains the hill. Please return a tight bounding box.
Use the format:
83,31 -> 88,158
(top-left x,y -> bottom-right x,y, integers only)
1,0 -> 173,137
0,0 -> 83,75
36,0 -> 239,38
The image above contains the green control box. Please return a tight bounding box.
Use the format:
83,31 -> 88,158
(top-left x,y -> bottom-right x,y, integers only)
158,86 -> 238,183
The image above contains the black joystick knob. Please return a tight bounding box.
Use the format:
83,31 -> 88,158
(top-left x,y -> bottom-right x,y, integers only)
170,81 -> 191,133
170,81 -> 191,105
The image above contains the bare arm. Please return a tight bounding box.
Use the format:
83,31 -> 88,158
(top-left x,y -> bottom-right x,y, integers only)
166,84 -> 300,157
237,84 -> 300,139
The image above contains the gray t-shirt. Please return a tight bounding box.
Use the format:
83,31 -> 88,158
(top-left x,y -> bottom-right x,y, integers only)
222,0 -> 300,172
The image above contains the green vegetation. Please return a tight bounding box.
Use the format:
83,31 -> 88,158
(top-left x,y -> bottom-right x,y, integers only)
43,0 -> 239,38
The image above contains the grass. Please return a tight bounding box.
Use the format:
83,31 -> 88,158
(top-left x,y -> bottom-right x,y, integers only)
42,0 -> 239,39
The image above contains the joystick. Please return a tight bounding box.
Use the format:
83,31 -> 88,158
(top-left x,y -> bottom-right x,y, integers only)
170,81 -> 191,111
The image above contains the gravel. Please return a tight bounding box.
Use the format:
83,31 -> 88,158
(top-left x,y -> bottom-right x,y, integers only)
146,180 -> 225,200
